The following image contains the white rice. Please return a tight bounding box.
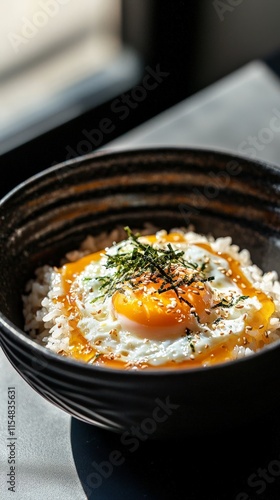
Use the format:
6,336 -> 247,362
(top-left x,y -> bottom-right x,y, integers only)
22,225 -> 280,367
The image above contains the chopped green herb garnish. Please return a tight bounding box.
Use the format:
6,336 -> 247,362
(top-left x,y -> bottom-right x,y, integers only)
93,226 -> 213,302
89,353 -> 101,364
186,333 -> 196,353
212,295 -> 249,309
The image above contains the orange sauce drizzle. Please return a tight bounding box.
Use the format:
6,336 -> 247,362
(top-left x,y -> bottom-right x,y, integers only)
58,251 -> 102,363
55,233 -> 275,370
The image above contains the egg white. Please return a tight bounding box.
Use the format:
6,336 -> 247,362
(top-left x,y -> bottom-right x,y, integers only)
41,234 -> 270,367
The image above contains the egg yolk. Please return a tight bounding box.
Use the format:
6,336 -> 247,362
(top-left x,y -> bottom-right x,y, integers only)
112,275 -> 216,340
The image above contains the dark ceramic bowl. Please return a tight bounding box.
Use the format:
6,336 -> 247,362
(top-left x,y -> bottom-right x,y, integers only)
1,146 -> 280,439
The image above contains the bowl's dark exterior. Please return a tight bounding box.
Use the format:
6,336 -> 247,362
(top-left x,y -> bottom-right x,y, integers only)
1,146 -> 280,439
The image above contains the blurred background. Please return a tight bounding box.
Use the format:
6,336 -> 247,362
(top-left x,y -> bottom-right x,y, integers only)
1,0 -> 280,196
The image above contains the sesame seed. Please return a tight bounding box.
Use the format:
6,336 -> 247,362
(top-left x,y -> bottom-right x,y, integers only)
245,325 -> 252,331
138,300 -> 143,306
235,304 -> 244,309
205,308 -> 211,315
241,283 -> 246,289
190,354 -> 195,360
191,289 -> 200,295
190,307 -> 196,313
258,324 -> 264,329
